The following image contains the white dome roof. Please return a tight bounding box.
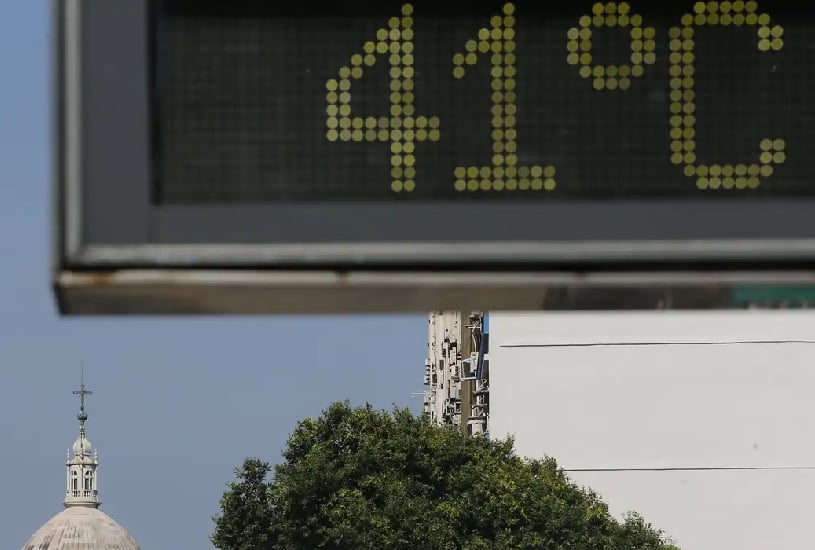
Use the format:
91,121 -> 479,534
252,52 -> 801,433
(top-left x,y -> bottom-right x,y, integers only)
20,507 -> 140,550
72,436 -> 93,457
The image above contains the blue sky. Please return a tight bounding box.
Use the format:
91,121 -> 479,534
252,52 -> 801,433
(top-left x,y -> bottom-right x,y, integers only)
0,2 -> 427,547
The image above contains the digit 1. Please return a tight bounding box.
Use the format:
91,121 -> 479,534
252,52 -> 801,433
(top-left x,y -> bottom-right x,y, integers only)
566,2 -> 656,91
325,3 -> 440,193
670,1 -> 785,190
452,2 -> 555,192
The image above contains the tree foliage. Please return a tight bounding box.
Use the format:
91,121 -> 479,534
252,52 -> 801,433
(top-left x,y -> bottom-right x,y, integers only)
213,401 -> 679,550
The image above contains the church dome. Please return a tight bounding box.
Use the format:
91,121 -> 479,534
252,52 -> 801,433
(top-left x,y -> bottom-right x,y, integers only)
21,375 -> 140,550
21,507 -> 140,550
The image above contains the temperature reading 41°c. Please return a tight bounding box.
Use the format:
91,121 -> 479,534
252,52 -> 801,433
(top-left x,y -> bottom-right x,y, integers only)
155,0 -> 810,202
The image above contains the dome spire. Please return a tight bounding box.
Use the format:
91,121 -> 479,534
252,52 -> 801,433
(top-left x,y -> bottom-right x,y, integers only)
64,368 -> 100,509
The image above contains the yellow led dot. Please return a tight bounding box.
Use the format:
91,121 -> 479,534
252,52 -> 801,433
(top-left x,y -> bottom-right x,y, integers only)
733,14 -> 745,25
607,78 -> 618,90
684,115 -> 696,127
391,155 -> 403,167
491,28 -> 502,40
339,91 -> 351,104
518,178 -> 530,190
693,1 -> 705,13
465,53 -> 478,65
721,14 -> 733,24
618,15 -> 630,26
403,131 -> 415,143
504,179 -> 517,190
429,129 -> 440,141
747,176 -> 760,188
593,79 -> 605,90
403,105 -> 415,117
352,129 -> 364,141
544,178 -> 557,190
579,15 -> 592,27
684,152 -> 696,163
771,39 -> 783,50
531,179 -> 543,191
428,117 -> 440,129
517,166 -> 530,178
619,76 -> 631,89
504,16 -> 515,27
491,65 -> 503,78
567,53 -> 580,65
503,3 -> 515,15
735,177 -> 747,189
580,39 -> 592,52
402,3 -> 413,15
631,39 -> 643,52
579,66 -> 592,78
453,66 -> 466,78
631,52 -> 643,64
723,177 -> 735,189
478,28 -> 490,41
632,65 -> 644,77
391,142 -> 403,154
505,128 -> 517,140
760,165 -> 773,177
391,181 -> 403,192
467,179 -> 479,191
696,177 -> 708,189
644,52 -> 656,64
670,115 -> 682,127
709,14 -> 721,24
709,177 -> 721,189
606,15 -> 618,27
734,164 -> 749,178
339,129 -> 351,141
350,67 -> 362,79
339,79 -> 351,91
693,14 -> 705,25
326,129 -> 338,141
683,165 -> 695,177
352,117 -> 364,129
580,53 -> 593,65
579,27 -> 592,40
605,1 -> 617,14
493,180 -> 504,191
771,25 -> 784,37
758,26 -> 770,38
504,141 -> 517,153
454,179 -> 466,192
365,129 -> 376,140
593,15 -> 604,26
401,16 -> 413,30
465,40 -> 477,53
746,13 -> 758,24
759,138 -> 773,151
403,180 -> 415,192
351,54 -> 363,67
388,16 -> 400,29
378,129 -> 389,141
758,13 -> 770,25
593,3 -> 604,15
339,117 -> 351,129
759,151 -> 773,164
403,67 -> 414,78
670,140 -> 683,152
630,14 -> 642,25
567,27 -> 580,40
478,166 -> 491,178
480,179 -> 491,191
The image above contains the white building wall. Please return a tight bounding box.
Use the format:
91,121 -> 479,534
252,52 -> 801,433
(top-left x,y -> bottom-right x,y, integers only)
488,311 -> 815,550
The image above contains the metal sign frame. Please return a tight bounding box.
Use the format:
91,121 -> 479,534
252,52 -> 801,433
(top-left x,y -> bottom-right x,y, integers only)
53,0 -> 815,314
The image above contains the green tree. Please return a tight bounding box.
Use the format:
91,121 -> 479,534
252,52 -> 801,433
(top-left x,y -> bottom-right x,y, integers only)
212,401 -> 679,550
